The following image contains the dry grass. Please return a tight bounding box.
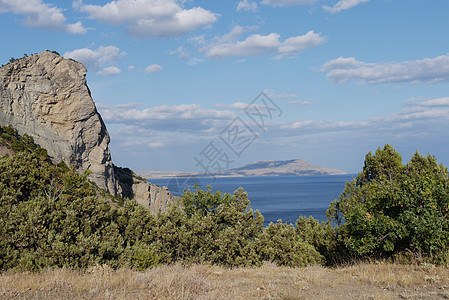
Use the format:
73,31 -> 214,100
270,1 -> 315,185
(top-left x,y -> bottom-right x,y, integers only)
1,262 -> 449,299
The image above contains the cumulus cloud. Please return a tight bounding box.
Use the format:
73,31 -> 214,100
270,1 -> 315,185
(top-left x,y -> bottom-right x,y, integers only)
0,0 -> 86,33
97,66 -> 121,76
145,64 -> 163,74
237,0 -> 258,11
321,54 -> 449,84
204,28 -> 325,59
405,97 -> 449,108
79,0 -> 218,38
64,45 -> 123,74
206,33 -> 281,58
99,103 -> 234,122
276,30 -> 326,59
280,97 -> 449,137
97,102 -> 236,134
323,0 -> 370,13
261,0 -> 317,7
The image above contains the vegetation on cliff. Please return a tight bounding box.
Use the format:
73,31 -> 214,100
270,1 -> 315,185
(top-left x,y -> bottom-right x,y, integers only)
1,126 -> 449,271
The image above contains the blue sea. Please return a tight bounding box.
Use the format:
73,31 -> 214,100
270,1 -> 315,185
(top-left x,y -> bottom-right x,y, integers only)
149,175 -> 354,226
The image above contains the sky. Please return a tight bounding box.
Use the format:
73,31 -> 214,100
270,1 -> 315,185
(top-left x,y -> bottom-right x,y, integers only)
1,0 -> 449,174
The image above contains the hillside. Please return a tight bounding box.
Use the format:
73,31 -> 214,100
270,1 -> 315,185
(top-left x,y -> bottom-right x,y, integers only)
220,158 -> 347,176
0,51 -> 174,212
138,158 -> 346,178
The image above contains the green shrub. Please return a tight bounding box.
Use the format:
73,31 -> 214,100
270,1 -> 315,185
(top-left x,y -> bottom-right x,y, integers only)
327,144 -> 449,263
0,125 -> 335,270
151,187 -> 264,267
256,221 -> 323,267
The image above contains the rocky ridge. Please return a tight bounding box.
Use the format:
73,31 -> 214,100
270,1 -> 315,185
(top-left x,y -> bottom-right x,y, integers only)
225,159 -> 347,176
0,51 -> 174,212
138,158 -> 346,178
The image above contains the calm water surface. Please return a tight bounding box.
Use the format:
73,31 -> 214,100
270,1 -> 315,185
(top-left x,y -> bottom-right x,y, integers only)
149,175 -> 354,226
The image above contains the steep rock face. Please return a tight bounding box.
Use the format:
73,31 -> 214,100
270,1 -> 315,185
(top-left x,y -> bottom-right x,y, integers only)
0,51 -> 174,211
0,51 -> 115,192
114,166 -> 175,214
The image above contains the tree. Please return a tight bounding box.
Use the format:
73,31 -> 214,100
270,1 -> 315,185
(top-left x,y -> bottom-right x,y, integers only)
327,145 -> 449,262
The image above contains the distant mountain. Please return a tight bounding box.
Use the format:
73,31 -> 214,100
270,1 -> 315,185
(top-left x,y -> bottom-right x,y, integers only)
137,159 -> 346,179
215,159 -> 346,177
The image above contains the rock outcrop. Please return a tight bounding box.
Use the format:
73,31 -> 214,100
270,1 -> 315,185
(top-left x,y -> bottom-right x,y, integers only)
0,51 -> 174,213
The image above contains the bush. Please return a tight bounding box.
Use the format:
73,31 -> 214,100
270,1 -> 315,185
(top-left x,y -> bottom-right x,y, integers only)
0,125 -> 335,270
327,144 -> 449,263
256,221 -> 323,267
150,187 -> 264,266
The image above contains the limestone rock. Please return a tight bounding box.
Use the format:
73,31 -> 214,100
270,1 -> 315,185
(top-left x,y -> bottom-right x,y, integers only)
114,165 -> 175,213
0,51 -> 174,211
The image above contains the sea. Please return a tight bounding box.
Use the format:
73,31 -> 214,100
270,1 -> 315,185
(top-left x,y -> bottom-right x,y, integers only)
149,174 -> 355,226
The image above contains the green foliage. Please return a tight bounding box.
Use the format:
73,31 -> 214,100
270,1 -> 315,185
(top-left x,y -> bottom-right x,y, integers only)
0,125 -> 360,271
0,143 -> 328,270
0,125 -> 48,158
256,221 -> 323,267
0,151 -> 118,270
152,187 -> 264,267
181,184 -> 233,217
295,216 -> 338,264
1,53 -> 30,68
328,144 -> 449,263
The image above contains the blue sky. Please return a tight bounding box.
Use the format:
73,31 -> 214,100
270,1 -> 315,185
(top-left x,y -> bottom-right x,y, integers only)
1,0 -> 449,174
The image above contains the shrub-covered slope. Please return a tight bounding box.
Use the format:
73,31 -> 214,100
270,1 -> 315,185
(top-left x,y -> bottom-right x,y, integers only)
1,130 -> 448,271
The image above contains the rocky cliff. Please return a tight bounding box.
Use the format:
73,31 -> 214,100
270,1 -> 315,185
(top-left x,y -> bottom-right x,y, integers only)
0,51 -> 174,213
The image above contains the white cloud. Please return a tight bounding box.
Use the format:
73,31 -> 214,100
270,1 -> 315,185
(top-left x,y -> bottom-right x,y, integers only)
288,100 -> 310,105
145,64 -> 163,74
406,97 -> 449,108
276,30 -> 326,59
282,119 -> 364,130
237,0 -> 258,11
206,33 -> 281,58
97,66 -> 121,76
98,103 -> 234,122
215,102 -> 249,110
323,0 -> 369,13
0,0 -> 86,33
280,97 -> 449,136
187,58 -> 204,66
277,93 -> 297,99
128,65 -> 135,71
79,0 -> 218,38
261,0 -> 317,7
148,142 -> 164,148
64,46 -> 123,71
204,28 -> 325,59
321,54 -> 449,84
97,102 -> 236,134
188,35 -> 206,46
168,46 -> 189,59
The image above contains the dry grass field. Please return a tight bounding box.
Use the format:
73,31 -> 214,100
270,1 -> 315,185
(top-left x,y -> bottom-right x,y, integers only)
1,262 -> 449,299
